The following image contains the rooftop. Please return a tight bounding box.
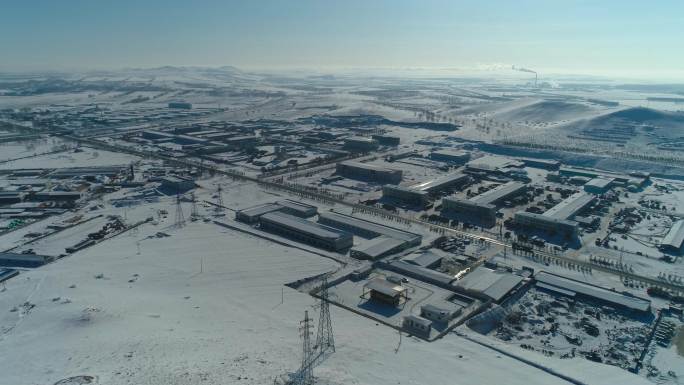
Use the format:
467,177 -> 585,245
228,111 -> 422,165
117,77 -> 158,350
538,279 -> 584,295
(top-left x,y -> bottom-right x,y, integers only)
261,212 -> 350,241
352,236 -> 405,259
543,192 -> 595,220
338,161 -> 400,174
364,278 -> 407,297
470,181 -> 526,205
535,271 -> 651,312
662,219 -> 684,249
409,173 -> 468,192
455,267 -> 523,302
318,211 -> 421,244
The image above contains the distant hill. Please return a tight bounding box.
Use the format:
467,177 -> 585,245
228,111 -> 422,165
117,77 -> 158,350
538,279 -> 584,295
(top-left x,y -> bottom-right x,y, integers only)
493,99 -> 596,123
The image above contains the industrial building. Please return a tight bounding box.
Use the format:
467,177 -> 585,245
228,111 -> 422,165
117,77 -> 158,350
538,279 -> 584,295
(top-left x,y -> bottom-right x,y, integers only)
235,203 -> 285,224
335,161 -> 403,184
49,166 -> 126,179
362,278 -> 408,306
259,212 -> 353,251
403,315 -> 432,336
381,185 -> 429,207
0,252 -> 54,268
159,176 -> 196,192
584,177 -> 614,194
466,155 -> 524,174
535,271 -> 651,313
318,211 -> 422,247
514,192 -> 596,238
372,134 -> 400,146
343,136 -> 379,152
28,192 -> 81,202
559,166 -> 648,189
386,260 -> 455,288
408,173 -> 469,195
454,266 -> 524,303
519,157 -> 561,170
168,101 -> 192,109
429,150 -> 470,165
404,251 -> 443,269
420,304 -> 460,323
442,181 -> 526,227
276,200 -> 318,218
350,236 -> 406,260
661,220 -> 684,254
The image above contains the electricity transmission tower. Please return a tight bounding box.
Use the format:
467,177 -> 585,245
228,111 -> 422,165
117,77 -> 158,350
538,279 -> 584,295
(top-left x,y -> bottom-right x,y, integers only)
190,192 -> 199,219
315,275 -> 335,356
215,184 -> 224,213
174,193 -> 185,227
293,311 -> 314,385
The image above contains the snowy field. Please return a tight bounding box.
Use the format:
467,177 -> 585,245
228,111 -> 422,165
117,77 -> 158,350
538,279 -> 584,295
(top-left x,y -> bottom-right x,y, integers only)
0,147 -> 139,170
0,216 -> 651,385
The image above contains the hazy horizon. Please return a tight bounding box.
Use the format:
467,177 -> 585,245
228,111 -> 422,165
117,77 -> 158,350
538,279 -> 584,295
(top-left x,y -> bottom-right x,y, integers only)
2,0 -> 683,81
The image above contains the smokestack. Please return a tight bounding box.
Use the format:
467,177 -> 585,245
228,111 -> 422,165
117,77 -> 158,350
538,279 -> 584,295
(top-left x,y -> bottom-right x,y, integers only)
513,66 -> 538,87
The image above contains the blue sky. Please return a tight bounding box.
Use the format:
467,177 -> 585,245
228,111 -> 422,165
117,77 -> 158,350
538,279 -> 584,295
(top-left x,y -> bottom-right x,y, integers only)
1,0 -> 683,79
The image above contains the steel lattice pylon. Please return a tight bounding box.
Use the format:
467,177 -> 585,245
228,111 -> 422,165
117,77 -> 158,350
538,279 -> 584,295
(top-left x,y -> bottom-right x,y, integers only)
174,193 -> 185,227
293,310 -> 314,385
190,193 -> 199,218
215,184 -> 224,213
315,275 -> 335,355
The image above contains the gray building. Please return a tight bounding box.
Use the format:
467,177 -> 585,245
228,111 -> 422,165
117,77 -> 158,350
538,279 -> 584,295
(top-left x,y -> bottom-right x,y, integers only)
408,173 -> 469,195
343,136 -> 379,152
535,271 -> 651,313
235,203 -> 284,224
259,212 -> 353,251
403,314 -> 432,336
350,236 -> 406,260
160,176 -> 196,192
514,192 -> 596,238
318,211 -> 422,247
336,161 -> 402,184
584,177 -> 614,194
429,150 -> 470,165
0,252 -> 54,268
276,200 -> 318,218
382,185 -> 429,207
442,181 -> 526,227
661,220 -> 684,254
420,304 -> 460,323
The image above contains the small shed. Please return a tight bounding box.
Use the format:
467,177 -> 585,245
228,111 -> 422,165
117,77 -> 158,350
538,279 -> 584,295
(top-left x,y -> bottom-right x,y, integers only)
403,315 -> 432,336
420,304 -> 459,323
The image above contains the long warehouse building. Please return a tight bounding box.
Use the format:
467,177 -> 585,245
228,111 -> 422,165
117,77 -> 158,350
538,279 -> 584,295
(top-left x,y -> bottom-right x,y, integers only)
259,212 -> 353,251
514,192 -> 596,239
661,220 -> 684,254
441,181 -> 527,227
382,172 -> 469,207
336,161 -> 403,184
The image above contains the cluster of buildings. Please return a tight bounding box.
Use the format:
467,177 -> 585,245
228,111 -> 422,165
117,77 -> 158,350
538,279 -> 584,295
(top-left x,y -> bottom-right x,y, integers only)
0,165 -> 130,228
235,200 -> 423,259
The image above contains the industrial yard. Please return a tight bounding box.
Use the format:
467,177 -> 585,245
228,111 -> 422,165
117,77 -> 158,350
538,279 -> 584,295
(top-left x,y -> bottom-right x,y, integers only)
1,65 -> 683,385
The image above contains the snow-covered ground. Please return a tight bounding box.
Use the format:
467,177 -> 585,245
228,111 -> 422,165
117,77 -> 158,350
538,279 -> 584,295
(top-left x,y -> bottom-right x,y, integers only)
0,214 -> 652,385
